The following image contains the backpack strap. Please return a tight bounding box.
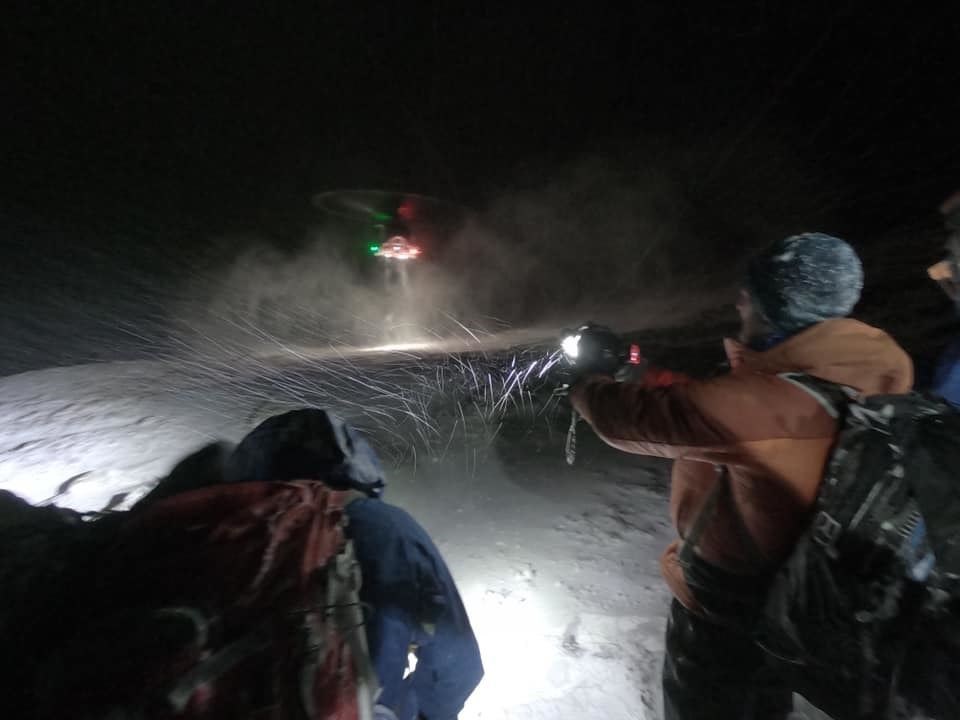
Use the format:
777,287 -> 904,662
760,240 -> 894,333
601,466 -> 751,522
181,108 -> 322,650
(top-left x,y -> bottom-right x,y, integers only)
681,372 -> 854,575
679,466 -> 767,572
678,466 -> 726,568
777,372 -> 858,418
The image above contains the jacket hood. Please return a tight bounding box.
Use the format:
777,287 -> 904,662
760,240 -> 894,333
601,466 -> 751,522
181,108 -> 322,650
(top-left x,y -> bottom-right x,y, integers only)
723,318 -> 913,396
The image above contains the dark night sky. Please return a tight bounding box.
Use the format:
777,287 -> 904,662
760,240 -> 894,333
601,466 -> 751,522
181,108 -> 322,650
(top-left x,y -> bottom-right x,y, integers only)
0,2 -> 958,374
2,2 -> 959,238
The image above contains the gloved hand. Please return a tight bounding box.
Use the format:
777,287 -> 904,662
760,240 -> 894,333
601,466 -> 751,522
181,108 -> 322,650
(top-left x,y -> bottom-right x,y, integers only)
557,323 -> 628,386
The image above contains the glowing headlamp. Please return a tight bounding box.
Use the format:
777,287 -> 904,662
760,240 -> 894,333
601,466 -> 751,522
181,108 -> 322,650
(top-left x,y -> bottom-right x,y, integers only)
561,333 -> 581,360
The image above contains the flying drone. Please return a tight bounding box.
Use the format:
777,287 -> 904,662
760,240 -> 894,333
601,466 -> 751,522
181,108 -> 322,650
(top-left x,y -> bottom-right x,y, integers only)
312,190 -> 463,262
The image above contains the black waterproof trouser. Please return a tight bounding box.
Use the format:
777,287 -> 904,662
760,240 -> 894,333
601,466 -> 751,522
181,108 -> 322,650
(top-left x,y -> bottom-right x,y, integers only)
662,549 -> 960,720
662,598 -> 793,720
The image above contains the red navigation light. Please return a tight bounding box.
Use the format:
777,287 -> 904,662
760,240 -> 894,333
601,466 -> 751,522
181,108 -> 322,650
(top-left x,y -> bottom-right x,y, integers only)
397,197 -> 417,221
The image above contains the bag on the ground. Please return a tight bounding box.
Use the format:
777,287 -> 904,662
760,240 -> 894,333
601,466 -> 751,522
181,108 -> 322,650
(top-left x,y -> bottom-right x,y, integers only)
36,480 -> 378,720
757,375 -> 960,718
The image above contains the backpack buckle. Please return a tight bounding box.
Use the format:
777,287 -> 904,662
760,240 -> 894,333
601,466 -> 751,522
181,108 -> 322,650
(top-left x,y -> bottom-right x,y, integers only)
812,511 -> 842,550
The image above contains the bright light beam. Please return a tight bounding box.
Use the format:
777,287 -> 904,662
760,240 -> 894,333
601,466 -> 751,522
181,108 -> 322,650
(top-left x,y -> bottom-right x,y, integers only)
561,334 -> 581,360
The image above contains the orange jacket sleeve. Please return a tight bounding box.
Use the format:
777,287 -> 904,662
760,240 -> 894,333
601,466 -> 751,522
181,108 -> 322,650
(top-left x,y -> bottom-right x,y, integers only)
568,375 -> 735,461
568,370 -> 834,464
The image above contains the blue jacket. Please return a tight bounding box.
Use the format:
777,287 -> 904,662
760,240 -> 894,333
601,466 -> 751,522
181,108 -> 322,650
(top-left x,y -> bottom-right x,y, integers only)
225,408 -> 483,719
932,337 -> 960,407
346,498 -> 483,720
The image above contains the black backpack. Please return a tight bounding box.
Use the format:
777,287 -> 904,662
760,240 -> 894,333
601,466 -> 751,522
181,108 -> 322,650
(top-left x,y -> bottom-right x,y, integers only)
757,374 -> 960,719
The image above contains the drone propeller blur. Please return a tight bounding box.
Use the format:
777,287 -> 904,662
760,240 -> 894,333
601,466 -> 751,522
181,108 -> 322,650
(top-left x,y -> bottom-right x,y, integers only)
312,190 -> 465,262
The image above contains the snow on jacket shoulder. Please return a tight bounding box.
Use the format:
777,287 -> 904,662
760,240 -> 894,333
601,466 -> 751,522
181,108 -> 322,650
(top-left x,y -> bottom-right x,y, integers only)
569,318 -> 913,612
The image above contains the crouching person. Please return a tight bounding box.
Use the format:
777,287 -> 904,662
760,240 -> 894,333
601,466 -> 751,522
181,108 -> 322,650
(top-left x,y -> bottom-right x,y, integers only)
224,409 -> 484,720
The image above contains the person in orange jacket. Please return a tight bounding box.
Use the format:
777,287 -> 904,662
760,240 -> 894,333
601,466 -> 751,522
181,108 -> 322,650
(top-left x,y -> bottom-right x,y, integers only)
570,233 -> 913,720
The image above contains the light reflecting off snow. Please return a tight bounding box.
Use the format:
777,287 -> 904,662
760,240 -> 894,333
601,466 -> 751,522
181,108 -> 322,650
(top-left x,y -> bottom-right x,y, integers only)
459,582 -> 573,718
361,341 -> 435,354
0,442 -> 163,512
